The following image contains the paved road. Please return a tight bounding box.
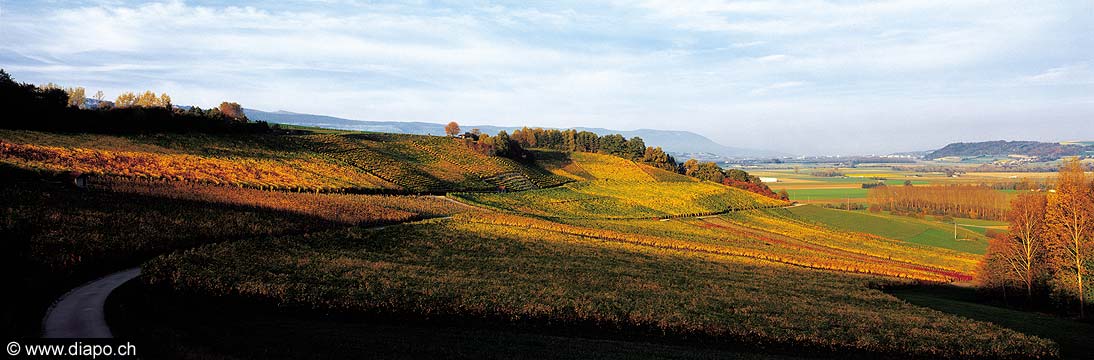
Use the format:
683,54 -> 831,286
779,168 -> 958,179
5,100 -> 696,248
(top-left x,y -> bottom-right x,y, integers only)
42,267 -> 141,338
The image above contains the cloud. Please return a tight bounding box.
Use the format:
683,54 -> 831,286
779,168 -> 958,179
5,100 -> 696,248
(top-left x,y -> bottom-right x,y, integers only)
2,1 -> 1092,155
755,54 -> 787,63
1020,63 -> 1092,85
731,41 -> 766,48
750,81 -> 805,95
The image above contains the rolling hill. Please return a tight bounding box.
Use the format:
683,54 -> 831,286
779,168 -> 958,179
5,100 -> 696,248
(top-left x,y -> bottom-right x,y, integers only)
926,140 -> 1094,160
0,125 -> 1062,358
0,129 -> 569,193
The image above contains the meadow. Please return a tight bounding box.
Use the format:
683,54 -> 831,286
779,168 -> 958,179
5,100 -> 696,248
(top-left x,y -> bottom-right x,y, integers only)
786,205 -> 994,255
749,166 -> 1047,205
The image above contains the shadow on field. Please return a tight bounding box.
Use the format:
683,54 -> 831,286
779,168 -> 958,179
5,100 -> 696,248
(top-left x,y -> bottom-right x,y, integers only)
0,168 -> 346,339
107,280 -> 812,360
888,286 -> 1094,360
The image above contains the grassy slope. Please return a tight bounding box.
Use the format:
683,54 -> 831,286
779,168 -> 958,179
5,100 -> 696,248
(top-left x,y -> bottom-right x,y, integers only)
786,205 -> 991,254
139,219 -> 1055,358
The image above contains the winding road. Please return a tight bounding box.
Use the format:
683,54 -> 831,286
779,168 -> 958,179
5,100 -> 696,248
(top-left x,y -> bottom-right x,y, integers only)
42,267 -> 140,338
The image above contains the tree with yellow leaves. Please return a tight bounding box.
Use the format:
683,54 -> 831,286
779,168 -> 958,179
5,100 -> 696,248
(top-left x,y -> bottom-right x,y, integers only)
65,87 -> 86,109
135,90 -> 159,107
115,92 -> 137,108
159,93 -> 172,109
1045,157 -> 1093,317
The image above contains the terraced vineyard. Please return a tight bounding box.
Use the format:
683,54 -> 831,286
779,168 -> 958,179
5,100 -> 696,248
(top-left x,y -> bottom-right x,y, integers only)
537,151 -> 656,181
469,212 -> 970,281
454,180 -> 784,219
0,129 -> 569,193
456,153 -> 786,219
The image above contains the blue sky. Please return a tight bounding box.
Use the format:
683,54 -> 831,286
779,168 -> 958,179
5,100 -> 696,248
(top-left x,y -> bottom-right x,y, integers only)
2,0 -> 1093,155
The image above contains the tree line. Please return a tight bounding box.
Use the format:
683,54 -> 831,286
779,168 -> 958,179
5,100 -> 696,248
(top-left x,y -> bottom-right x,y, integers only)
0,70 -> 268,134
679,159 -> 787,200
981,158 -> 1093,318
445,123 -> 677,169
866,184 -> 1009,220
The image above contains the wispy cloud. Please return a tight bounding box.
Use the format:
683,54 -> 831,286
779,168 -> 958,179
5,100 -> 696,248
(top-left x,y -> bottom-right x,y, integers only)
1020,63 -> 1092,85
2,0 -> 1092,155
750,81 -> 805,95
755,54 -> 788,63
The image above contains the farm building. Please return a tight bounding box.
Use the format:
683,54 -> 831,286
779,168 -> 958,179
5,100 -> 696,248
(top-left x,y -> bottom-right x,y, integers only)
759,177 -> 778,183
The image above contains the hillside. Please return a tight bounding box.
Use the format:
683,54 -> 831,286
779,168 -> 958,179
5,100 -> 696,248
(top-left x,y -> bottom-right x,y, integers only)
244,108 -> 785,159
452,151 -> 978,280
926,140 -> 1094,160
0,129 -> 569,193
2,125 -> 1063,358
117,147 -> 1038,357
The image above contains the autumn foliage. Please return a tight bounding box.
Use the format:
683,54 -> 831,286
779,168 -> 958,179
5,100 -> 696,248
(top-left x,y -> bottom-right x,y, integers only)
867,184 -> 1008,220
0,71 -> 268,134
982,158 -> 1094,317
0,130 -> 571,194
1044,159 -> 1094,317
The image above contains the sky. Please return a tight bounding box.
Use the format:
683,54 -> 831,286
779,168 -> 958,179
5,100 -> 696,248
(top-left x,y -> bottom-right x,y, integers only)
2,0 -> 1093,155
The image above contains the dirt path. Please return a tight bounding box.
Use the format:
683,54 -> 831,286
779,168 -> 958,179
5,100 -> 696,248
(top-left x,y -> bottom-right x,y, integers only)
42,268 -> 141,338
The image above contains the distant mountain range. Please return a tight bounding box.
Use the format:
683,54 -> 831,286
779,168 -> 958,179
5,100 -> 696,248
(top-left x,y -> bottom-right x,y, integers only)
926,140 -> 1094,160
244,109 -> 787,159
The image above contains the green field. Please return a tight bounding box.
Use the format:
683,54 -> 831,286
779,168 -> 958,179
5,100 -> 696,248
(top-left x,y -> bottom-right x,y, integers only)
749,166 -> 1047,206
785,205 -> 993,254
784,188 -> 867,201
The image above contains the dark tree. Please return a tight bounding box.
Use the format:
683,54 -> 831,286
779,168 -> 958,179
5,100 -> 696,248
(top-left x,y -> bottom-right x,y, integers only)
624,136 -> 646,160
598,134 -> 627,156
